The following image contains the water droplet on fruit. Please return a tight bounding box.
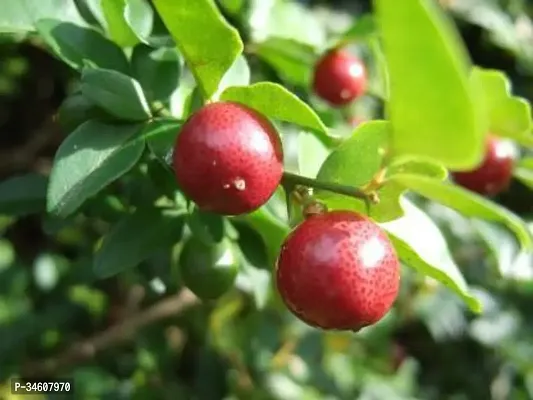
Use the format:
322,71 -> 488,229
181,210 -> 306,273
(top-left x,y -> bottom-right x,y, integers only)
340,89 -> 351,99
234,178 -> 246,191
223,183 -> 230,189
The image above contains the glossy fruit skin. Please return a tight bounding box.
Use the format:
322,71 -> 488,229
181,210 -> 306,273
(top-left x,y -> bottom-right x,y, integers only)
312,49 -> 367,106
173,101 -> 283,216
452,136 -> 515,196
179,237 -> 239,300
276,210 -> 400,331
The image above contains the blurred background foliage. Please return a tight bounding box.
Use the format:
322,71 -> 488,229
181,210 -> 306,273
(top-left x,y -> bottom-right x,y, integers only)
2,0 -> 533,399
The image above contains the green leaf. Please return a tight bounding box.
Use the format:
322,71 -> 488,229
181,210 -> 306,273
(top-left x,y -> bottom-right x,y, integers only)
382,199 -> 482,313
214,55 -> 250,99
233,207 -> 289,269
187,207 -> 226,245
470,67 -> 533,146
0,0 -> 86,33
220,82 -> 332,146
47,120 -> 145,217
143,118 -> 182,163
56,93 -> 110,132
123,0 -> 154,42
35,19 -> 130,73
297,130 -> 330,179
314,121 -> 447,222
471,219 -> 521,278
514,157 -> 533,189
81,68 -> 151,121
236,261 -> 271,309
152,0 -> 243,99
169,68 -> 197,119
131,44 -> 181,102
336,14 -> 377,45
375,0 -> 484,169
101,0 -> 138,47
392,174 -> 533,250
0,174 -> 47,216
316,121 -> 390,187
94,208 -> 185,278
101,0 -> 153,46
254,37 -> 316,87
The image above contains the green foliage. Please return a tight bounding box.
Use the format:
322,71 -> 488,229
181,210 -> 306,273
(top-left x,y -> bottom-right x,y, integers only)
221,82 -> 332,145
152,0 -> 243,99
81,68 -> 152,121
101,0 -> 153,47
0,0 -> 87,32
47,121 -> 144,217
35,19 -> 130,73
94,207 -> 185,278
375,0 -> 485,169
131,44 -> 181,102
471,67 -> 533,145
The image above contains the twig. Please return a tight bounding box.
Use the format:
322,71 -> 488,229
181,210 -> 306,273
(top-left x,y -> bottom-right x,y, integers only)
22,289 -> 199,377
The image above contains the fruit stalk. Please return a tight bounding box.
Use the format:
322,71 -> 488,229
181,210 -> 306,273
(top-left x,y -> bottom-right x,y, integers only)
281,171 -> 380,205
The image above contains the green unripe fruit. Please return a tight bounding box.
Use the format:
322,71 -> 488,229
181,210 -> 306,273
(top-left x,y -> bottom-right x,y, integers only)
179,237 -> 239,300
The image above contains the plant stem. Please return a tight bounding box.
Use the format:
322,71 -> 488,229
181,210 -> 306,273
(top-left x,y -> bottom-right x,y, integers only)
281,171 -> 379,205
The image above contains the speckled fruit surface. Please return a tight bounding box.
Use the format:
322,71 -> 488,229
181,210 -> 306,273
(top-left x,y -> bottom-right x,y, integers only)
452,136 -> 515,196
276,210 -> 400,331
173,101 -> 284,215
312,49 -> 367,106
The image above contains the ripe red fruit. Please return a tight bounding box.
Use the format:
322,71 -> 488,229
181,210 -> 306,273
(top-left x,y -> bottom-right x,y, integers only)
173,101 -> 284,215
312,49 -> 367,106
276,210 -> 400,331
452,136 -> 516,196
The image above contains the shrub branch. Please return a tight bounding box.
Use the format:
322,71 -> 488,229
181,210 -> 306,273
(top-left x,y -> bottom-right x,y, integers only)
22,289 -> 199,377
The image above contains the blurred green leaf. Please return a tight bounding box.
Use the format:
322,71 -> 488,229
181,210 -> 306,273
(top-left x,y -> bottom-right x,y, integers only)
471,219 -> 533,280
0,0 -> 86,32
152,0 -> 243,99
471,67 -> 533,146
143,118 -> 182,163
375,0 -> 485,169
235,259 -> 271,309
57,92 -> 111,132
221,82 -> 332,146
382,198 -> 482,313
47,120 -> 144,217
298,130 -> 330,179
101,0 -> 153,46
314,121 -> 444,222
234,207 -> 289,268
514,157 -> 533,189
131,44 -> 181,102
0,174 -> 47,216
336,14 -> 377,45
101,0 -> 138,46
393,174 -> 533,250
94,208 -> 185,277
187,207 -> 226,245
255,37 -> 316,87
35,19 -> 130,73
81,68 -> 151,121
214,55 -> 250,99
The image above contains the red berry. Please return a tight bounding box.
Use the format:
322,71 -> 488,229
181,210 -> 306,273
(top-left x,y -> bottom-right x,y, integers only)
312,49 -> 367,106
452,136 -> 516,196
173,102 -> 284,215
276,210 -> 400,331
